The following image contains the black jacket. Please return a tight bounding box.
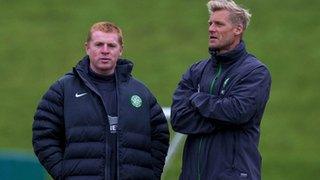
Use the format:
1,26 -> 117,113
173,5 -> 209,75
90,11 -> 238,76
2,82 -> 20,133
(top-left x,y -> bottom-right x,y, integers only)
171,42 -> 271,180
33,56 -> 170,180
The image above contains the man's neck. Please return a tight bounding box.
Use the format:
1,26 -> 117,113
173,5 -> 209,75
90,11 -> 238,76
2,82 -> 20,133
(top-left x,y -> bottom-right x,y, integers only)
216,39 -> 241,55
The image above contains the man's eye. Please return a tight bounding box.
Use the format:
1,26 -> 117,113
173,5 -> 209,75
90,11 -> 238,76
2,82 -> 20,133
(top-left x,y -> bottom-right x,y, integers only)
108,44 -> 117,48
216,22 -> 224,26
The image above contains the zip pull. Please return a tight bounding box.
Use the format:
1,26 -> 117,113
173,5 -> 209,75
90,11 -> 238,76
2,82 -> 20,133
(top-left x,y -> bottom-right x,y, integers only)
108,115 -> 118,134
220,77 -> 230,95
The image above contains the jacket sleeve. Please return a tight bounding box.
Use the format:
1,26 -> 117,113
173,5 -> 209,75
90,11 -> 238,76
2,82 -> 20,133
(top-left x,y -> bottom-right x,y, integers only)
189,66 -> 271,125
32,80 -> 65,180
149,94 -> 170,180
171,65 -> 216,134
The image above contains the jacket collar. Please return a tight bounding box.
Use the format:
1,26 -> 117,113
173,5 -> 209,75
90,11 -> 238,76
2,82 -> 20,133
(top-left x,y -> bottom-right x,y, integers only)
74,55 -> 133,82
209,41 -> 247,67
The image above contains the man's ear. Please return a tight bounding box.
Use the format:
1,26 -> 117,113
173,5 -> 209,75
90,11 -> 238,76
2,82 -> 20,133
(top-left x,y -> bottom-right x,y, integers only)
84,42 -> 89,54
120,45 -> 124,56
234,24 -> 244,36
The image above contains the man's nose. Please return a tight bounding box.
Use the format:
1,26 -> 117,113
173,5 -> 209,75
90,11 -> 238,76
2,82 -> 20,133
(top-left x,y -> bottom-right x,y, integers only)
209,24 -> 216,32
101,45 -> 109,53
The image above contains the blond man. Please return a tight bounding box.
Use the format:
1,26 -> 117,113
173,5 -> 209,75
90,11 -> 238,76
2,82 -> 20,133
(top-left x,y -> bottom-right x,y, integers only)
171,1 -> 271,179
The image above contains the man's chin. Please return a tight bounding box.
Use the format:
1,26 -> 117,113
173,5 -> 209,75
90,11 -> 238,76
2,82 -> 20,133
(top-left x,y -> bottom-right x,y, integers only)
209,42 -> 219,48
208,45 -> 219,51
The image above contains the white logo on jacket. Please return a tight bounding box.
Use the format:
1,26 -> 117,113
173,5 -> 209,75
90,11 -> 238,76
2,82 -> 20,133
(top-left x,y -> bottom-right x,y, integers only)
75,92 -> 87,98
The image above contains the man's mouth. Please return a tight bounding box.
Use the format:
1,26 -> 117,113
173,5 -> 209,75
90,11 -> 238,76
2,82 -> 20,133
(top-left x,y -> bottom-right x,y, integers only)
100,57 -> 111,61
210,35 -> 218,40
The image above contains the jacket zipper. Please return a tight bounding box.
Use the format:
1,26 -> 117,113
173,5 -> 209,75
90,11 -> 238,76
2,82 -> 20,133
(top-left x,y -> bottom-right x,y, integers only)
74,69 -> 113,180
197,63 -> 222,180
209,63 -> 222,95
232,132 -> 237,170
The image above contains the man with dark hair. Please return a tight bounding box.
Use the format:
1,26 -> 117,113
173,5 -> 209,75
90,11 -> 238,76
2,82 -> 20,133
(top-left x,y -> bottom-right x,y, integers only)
171,0 -> 271,179
33,21 -> 169,180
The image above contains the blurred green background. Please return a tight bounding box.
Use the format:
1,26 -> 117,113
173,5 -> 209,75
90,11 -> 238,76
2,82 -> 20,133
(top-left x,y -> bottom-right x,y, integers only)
1,0 -> 319,179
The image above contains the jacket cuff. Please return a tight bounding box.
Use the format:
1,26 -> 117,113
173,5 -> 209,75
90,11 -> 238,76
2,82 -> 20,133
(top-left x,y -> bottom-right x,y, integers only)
49,161 -> 62,180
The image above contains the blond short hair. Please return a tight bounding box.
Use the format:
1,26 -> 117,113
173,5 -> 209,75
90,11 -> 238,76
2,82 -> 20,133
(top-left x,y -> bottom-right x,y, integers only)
207,0 -> 252,29
86,21 -> 123,46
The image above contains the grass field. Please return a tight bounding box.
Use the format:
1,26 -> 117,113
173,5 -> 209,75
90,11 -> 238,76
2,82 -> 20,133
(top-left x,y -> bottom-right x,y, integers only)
1,0 -> 320,179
